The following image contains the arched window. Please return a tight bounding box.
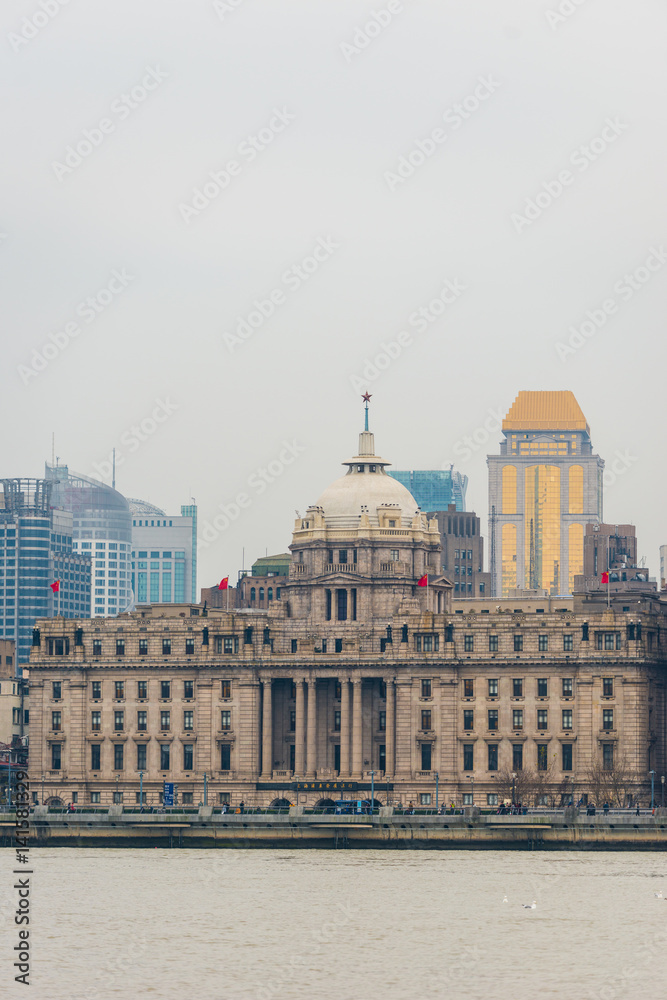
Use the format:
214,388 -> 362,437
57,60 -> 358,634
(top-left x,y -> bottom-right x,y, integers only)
268,587 -> 273,601
259,587 -> 264,601
250,587 -> 256,602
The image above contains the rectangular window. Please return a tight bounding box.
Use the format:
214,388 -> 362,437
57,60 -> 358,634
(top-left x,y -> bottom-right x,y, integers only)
291,639 -> 298,653
464,635 -> 474,652
421,679 -> 432,699
160,711 -> 170,731
602,709 -> 614,731
333,710 -> 341,732
92,681 -> 101,699
463,679 -> 474,698
421,743 -> 432,770
489,635 -> 498,652
563,633 -> 573,652
160,744 -> 170,770
562,743 -> 573,771
419,792 -> 431,806
512,709 -> 523,730
463,744 -> 474,771
290,710 -> 296,732
51,744 -> 62,769
562,709 -> 572,730
185,638 -> 195,655
137,711 -> 147,731
603,677 -> 614,697
51,711 -> 61,731
512,678 -> 523,698
487,709 -> 498,731
221,710 -> 231,731
116,639 -> 124,656
183,744 -> 193,771
114,681 -> 125,700
421,709 -> 432,731
537,744 -> 548,771
514,634 -> 523,652
137,681 -> 147,700
114,711 -> 124,731
220,744 -> 231,770
512,743 -> 523,770
537,709 -> 548,730
90,792 -> 100,804
488,678 -> 498,697
160,681 -> 170,700
562,678 -> 573,697
52,681 -> 61,699
183,710 -> 193,731
538,635 -> 548,652
223,636 -> 238,654
602,743 -> 614,771
378,710 -> 386,731
162,638 -> 171,655
91,744 -> 101,770
221,680 -> 231,699
537,678 -> 548,697
114,743 -> 124,770
463,709 -> 473,730
91,711 -> 101,731
92,640 -> 102,656
184,680 -> 194,700
487,744 -> 498,771
139,638 -> 148,656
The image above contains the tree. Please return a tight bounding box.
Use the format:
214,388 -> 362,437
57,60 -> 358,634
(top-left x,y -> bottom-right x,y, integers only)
495,767 -> 538,806
586,753 -> 639,807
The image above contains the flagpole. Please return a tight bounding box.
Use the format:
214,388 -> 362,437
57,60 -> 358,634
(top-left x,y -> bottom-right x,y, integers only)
607,536 -> 610,609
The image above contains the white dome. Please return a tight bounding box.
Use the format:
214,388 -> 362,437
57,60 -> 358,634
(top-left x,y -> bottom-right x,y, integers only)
316,470 -> 419,525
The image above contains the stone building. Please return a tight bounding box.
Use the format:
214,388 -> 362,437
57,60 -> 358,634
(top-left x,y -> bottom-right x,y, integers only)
27,418 -> 667,809
428,505 -> 492,598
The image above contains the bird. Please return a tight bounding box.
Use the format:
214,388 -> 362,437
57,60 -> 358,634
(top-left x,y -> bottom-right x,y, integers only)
522,901 -> 537,909
654,891 -> 663,899
502,895 -> 508,903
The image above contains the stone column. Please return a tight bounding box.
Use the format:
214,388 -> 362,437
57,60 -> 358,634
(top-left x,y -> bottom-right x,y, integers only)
306,678 -> 317,777
340,678 -> 350,776
385,679 -> 395,777
295,679 -> 305,776
352,678 -> 363,778
261,678 -> 272,778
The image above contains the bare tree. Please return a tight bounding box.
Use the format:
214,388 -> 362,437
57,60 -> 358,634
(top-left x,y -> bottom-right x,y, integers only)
495,767 -> 538,806
586,754 -> 639,807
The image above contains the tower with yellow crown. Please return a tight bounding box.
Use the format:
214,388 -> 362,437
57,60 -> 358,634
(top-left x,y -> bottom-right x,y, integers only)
488,391 -> 604,597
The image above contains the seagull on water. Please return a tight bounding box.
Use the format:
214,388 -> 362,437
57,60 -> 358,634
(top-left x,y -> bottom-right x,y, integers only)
522,901 -> 537,909
503,895 -> 508,903
654,891 -> 663,899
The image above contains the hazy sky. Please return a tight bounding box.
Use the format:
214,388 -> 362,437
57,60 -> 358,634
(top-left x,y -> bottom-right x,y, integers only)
3,0 -> 666,589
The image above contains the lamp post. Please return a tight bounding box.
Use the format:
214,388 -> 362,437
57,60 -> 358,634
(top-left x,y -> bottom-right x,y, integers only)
511,772 -> 516,811
661,775 -> 665,809
435,771 -> 439,813
41,773 -> 45,806
203,771 -> 207,806
139,770 -> 143,809
115,773 -> 120,806
470,776 -> 474,807
649,770 -> 655,810
369,770 -> 375,814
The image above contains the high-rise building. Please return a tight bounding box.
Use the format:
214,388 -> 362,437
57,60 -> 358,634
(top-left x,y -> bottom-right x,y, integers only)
488,391 -> 604,597
660,545 -> 667,590
427,505 -> 492,598
46,465 -> 132,617
129,500 -> 197,604
0,478 -> 91,667
389,468 -> 468,511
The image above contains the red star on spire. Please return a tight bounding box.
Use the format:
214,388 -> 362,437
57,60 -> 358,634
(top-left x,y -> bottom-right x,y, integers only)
361,392 -> 372,403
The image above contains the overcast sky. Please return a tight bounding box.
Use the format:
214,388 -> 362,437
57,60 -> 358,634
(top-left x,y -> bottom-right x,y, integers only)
3,0 -> 666,589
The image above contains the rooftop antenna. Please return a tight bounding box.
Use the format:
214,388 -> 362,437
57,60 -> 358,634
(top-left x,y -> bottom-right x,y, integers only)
112,448 -> 116,490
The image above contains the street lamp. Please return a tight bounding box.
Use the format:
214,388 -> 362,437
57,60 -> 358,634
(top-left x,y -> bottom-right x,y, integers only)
511,772 -> 517,811
649,770 -> 655,810
115,773 -> 120,806
661,775 -> 665,809
139,770 -> 144,809
435,771 -> 439,813
470,776 -> 474,807
369,770 -> 375,814
203,771 -> 208,806
41,773 -> 45,806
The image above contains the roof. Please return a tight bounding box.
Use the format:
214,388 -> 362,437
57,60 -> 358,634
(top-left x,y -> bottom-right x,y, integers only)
503,391 -> 589,434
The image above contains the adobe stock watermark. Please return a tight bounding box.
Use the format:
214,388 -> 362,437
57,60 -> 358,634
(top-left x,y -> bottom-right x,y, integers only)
450,407 -> 504,463
199,440 -> 306,549
555,246 -> 667,362
179,107 -> 295,224
384,75 -> 501,191
339,1 -> 404,63
8,0 -> 73,53
511,117 -> 627,233
213,0 -> 249,19
86,398 -> 180,483
17,269 -> 135,385
545,0 -> 592,31
52,67 -> 168,181
603,449 -> 637,491
349,277 -> 466,391
223,236 -> 339,353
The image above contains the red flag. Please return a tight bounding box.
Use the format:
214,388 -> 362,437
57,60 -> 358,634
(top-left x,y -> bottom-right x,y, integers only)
50,580 -> 60,593
601,571 -> 609,584
417,574 -> 428,587
218,577 -> 229,590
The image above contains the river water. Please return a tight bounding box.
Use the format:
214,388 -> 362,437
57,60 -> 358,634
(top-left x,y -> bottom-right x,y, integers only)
2,848 -> 667,1000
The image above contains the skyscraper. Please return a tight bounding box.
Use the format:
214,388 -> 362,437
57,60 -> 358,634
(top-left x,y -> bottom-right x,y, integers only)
388,468 -> 468,511
129,500 -> 197,604
488,391 -> 604,597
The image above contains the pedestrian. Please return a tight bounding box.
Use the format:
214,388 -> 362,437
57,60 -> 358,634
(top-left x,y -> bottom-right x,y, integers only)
603,802 -> 609,816
239,800 -> 245,814
636,804 -> 640,816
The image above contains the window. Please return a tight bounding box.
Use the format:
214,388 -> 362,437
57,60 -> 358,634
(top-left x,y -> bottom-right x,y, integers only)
562,678 -> 573,697
563,633 -> 573,652
114,681 -> 125,700
139,638 -> 148,656
160,744 -> 170,770
512,678 -> 523,698
137,711 -> 147,731
51,744 -> 62,769
464,635 -> 474,652
537,709 -> 548,730
116,639 -> 125,656
185,638 -> 195,655
488,679 -> 498,698
52,681 -> 61,699
487,709 -> 498,731
512,744 -> 523,770
220,744 -> 231,770
421,679 -> 432,698
488,635 -> 498,652
47,637 -> 70,656
91,744 -> 101,770
537,678 -> 548,697
184,710 -> 193,731
602,709 -> 614,731
421,743 -> 432,770
137,680 -> 147,700
420,793 -> 432,806
377,709 -> 386,732
93,639 -> 102,656
162,638 -> 171,655
487,793 -> 498,806
182,792 -> 193,805
136,790 -> 146,804
597,632 -> 621,650
91,681 -> 101,700
223,636 -> 239,654
562,709 -> 572,730
184,680 -> 194,699
415,634 -> 439,652
90,792 -> 100,804
487,744 -> 498,771
603,677 -> 614,697
512,709 -> 523,730
51,711 -> 61,731
250,587 -> 256,602
463,709 -> 473,730
91,711 -> 101,731
290,710 -> 296,732
514,634 -> 523,652
221,680 -> 231,699
339,549 -> 347,564
602,743 -> 614,771
463,744 -> 474,771
291,639 -> 298,653
160,681 -> 171,700
114,743 -> 124,769
562,744 -> 573,771
537,744 -> 548,771
390,549 -> 399,561
421,710 -> 432,731
332,710 -> 341,732
538,635 -> 548,652
335,638 -> 343,653
183,744 -> 194,771
114,711 -> 124,731
160,710 -> 170,731
221,710 -> 231,731
463,679 -> 474,698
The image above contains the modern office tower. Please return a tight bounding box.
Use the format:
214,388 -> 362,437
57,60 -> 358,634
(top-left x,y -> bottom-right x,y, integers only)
660,546 -> 667,590
129,500 -> 197,604
488,391 -> 604,597
427,505 -> 492,598
46,464 -> 132,618
0,478 -> 91,667
389,468 -> 468,511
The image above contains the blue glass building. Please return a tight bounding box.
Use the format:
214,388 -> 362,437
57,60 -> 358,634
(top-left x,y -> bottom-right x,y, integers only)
388,468 -> 468,512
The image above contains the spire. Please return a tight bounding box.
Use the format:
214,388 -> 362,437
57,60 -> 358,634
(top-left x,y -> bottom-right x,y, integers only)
362,392 -> 371,432
359,393 -> 374,456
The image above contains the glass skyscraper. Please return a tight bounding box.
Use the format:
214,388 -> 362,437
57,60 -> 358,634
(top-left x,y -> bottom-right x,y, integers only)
129,500 -> 197,605
388,468 -> 468,511
487,391 -> 604,597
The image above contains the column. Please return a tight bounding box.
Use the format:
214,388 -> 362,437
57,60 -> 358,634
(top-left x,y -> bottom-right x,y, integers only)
261,678 -> 272,778
352,678 -> 363,778
340,678 -> 350,777
306,678 -> 317,776
385,679 -> 395,777
295,679 -> 305,776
